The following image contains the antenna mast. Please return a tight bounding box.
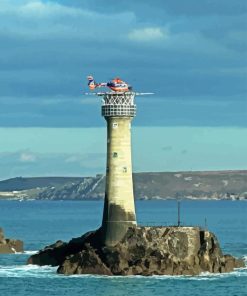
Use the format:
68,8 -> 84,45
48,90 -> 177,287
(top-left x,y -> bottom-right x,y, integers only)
177,200 -> 181,227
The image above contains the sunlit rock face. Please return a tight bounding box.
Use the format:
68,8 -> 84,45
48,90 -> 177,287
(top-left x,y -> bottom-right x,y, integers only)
27,226 -> 244,276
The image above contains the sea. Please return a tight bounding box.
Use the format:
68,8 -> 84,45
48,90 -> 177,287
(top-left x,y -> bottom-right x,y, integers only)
0,200 -> 246,296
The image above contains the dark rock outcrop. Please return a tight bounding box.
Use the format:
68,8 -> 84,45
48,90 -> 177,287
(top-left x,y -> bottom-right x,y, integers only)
27,226 -> 245,276
27,230 -> 99,266
0,227 -> 23,253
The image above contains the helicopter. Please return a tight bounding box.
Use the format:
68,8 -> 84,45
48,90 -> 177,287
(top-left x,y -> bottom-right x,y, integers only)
87,75 -> 132,92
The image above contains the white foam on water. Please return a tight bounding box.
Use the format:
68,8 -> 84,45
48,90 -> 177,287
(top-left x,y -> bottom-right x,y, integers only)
0,264 -> 57,278
184,268 -> 247,281
60,266 -> 247,281
13,250 -> 38,255
0,266 -> 246,280
0,255 -> 246,280
24,250 -> 39,255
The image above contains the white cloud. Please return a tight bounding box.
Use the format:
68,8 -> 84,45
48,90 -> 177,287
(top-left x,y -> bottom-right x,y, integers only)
0,0 -> 135,41
0,150 -> 105,179
18,1 -> 84,18
128,27 -> 168,42
0,0 -> 82,17
20,151 -> 36,162
65,155 -> 79,163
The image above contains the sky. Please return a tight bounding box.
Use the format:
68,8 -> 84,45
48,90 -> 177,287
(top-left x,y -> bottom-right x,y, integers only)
0,0 -> 246,179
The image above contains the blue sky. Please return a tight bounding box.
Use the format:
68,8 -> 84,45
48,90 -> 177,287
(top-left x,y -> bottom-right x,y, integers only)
0,1 -> 246,179
0,127 -> 247,179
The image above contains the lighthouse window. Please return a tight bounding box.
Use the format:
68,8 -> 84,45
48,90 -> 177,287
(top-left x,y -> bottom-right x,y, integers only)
123,167 -> 127,173
112,123 -> 118,129
113,152 -> 118,158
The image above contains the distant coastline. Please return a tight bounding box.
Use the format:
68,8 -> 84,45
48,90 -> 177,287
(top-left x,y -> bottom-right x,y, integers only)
0,170 -> 246,201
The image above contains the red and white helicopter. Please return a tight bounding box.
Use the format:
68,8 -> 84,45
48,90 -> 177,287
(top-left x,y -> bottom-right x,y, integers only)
87,75 -> 131,92
86,75 -> 153,95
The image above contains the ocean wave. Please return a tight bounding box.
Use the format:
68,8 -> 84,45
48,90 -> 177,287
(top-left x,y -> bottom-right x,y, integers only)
0,264 -> 57,278
24,250 -> 38,255
0,260 -> 246,279
12,250 -> 38,255
182,268 -> 247,281
61,267 -> 247,281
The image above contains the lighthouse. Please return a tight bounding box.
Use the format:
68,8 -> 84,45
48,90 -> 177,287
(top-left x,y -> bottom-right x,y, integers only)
100,92 -> 137,246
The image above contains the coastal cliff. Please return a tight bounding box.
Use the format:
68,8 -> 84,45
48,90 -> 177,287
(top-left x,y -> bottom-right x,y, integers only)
1,170 -> 247,201
0,227 -> 23,254
28,226 -> 244,276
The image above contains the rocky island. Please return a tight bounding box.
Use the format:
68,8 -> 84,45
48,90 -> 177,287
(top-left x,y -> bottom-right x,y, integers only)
0,227 -> 23,254
28,226 -> 244,276
26,92 -> 245,275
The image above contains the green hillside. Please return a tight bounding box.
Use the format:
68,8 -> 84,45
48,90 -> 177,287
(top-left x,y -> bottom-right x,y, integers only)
0,177 -> 84,191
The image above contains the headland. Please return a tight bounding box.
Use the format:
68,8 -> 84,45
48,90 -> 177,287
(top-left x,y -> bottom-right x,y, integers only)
1,170 -> 247,201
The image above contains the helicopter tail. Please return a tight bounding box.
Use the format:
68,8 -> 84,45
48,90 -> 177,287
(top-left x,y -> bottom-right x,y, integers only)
87,75 -> 97,90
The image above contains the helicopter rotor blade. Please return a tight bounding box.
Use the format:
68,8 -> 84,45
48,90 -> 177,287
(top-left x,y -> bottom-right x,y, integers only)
134,92 -> 154,96
83,91 -> 154,96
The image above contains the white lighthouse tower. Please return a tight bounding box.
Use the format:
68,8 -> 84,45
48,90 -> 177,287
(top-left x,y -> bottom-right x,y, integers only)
100,92 -> 137,246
